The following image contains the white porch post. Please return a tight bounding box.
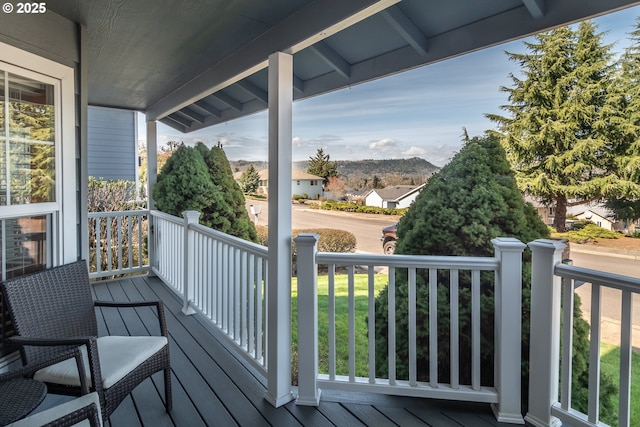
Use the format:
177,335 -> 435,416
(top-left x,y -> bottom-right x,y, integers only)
182,210 -> 200,315
491,237 -> 526,425
525,239 -> 566,427
294,233 -> 321,406
265,51 -> 294,407
146,119 -> 158,274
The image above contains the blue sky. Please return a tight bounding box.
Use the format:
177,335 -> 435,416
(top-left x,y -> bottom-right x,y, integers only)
153,6 -> 640,167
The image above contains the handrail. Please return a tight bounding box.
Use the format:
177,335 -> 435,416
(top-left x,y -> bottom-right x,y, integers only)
87,209 -> 149,279
296,234 -> 526,423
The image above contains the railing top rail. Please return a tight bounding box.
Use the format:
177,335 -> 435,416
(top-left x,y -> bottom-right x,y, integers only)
315,252 -> 500,270
190,222 -> 268,257
555,262 -> 640,294
88,209 -> 150,218
150,209 -> 184,225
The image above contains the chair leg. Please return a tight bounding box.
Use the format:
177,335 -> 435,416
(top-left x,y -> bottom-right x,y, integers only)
164,368 -> 172,412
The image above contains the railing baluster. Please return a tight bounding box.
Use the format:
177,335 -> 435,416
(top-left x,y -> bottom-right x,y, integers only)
328,264 -> 336,380
408,267 -> 417,386
429,267 -> 438,388
450,269 -> 459,389
348,265 -> 355,382
471,269 -> 480,391
560,276 -> 575,411
368,266 -> 375,383
588,282 -> 602,424
388,266 -> 396,386
619,290 -> 633,427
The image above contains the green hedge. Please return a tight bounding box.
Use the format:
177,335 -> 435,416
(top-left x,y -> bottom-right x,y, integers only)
316,200 -> 407,216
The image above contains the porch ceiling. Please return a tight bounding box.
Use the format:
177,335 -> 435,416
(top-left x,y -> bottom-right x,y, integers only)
48,0 -> 640,133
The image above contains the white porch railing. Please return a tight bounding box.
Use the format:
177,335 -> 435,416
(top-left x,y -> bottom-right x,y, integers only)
149,210 -> 268,374
527,239 -> 640,427
294,233 -> 527,424
87,210 -> 149,279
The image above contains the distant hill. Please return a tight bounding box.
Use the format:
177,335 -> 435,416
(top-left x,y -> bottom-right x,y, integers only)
230,157 -> 440,188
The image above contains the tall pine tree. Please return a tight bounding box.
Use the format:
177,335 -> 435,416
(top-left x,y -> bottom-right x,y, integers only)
487,21 -> 635,231
307,148 -> 338,186
605,18 -> 640,226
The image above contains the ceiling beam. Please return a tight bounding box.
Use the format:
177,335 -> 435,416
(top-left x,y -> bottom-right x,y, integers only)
522,0 -> 545,19
194,100 -> 221,118
167,112 -> 192,128
212,92 -> 243,111
236,80 -> 269,104
309,41 -> 351,78
177,108 -> 205,124
380,6 -> 428,56
293,74 -> 305,94
162,115 -> 188,132
145,0 -> 401,121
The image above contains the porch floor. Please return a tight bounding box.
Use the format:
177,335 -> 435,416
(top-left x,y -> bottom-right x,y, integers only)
84,275 -> 518,426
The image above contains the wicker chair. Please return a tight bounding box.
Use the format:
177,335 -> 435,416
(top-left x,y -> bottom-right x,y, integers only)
1,260 -> 172,419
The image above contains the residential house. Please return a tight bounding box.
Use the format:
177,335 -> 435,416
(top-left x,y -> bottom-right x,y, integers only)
256,169 -> 323,199
0,2 -> 637,426
365,184 -> 425,209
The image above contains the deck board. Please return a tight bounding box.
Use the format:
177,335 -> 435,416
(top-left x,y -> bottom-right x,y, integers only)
86,276 -> 523,427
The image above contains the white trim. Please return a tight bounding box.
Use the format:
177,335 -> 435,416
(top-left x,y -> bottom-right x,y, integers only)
0,40 -> 76,266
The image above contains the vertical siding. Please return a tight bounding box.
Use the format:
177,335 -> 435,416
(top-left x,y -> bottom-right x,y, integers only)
88,106 -> 137,181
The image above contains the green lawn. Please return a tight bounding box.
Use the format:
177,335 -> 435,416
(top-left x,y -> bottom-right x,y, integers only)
291,275 -> 640,427
292,273 -> 388,377
599,343 -> 640,425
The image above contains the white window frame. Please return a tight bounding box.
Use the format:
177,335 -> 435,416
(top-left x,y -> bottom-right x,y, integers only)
0,41 -> 76,266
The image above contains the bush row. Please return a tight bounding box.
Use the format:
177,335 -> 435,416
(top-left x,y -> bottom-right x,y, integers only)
315,200 -> 407,216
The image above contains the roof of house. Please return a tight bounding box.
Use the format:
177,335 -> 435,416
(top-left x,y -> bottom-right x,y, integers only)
369,184 -> 425,201
254,170 -> 323,181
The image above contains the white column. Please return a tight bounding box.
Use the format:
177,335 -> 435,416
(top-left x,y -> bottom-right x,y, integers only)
294,233 -> 321,406
146,119 -> 158,274
525,239 -> 566,427
182,210 -> 200,315
146,119 -> 158,210
265,51 -> 294,407
491,237 -> 526,425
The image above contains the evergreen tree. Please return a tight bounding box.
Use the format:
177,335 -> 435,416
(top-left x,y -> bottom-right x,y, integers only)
238,164 -> 260,194
487,21 -> 635,231
195,143 -> 257,242
307,148 -> 338,185
373,134 -> 615,418
605,18 -> 640,226
152,144 -> 216,215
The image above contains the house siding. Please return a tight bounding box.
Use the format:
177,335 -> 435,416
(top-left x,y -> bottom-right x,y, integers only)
88,106 -> 137,181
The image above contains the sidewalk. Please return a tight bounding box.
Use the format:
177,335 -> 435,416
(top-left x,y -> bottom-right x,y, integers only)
569,243 -> 640,352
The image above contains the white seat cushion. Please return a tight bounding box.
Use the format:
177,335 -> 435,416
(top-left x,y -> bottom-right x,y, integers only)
34,336 -> 167,389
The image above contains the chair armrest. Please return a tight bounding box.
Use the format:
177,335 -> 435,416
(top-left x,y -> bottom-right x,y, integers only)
94,300 -> 168,337
8,392 -> 102,427
8,337 -> 100,395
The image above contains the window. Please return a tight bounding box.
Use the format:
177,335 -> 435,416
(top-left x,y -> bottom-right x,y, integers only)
296,180 -> 300,185
0,71 -> 56,206
0,44 -> 75,357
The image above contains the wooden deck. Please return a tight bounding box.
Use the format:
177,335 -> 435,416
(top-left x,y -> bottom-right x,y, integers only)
80,275 -> 518,426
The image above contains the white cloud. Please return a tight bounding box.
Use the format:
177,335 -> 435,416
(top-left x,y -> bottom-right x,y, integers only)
368,138 -> 397,150
402,146 -> 426,156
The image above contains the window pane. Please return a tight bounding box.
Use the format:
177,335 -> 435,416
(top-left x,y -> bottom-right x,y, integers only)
2,215 -> 48,280
1,73 -> 56,205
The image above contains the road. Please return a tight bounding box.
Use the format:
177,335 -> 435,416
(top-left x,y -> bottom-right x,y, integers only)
570,251 -> 640,344
246,200 -> 398,254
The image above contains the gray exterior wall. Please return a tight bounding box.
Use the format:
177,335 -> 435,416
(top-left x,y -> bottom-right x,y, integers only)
88,106 -> 137,182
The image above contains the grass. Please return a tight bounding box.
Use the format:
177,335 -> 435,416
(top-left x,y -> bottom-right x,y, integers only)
291,273 -> 388,377
599,343 -> 640,425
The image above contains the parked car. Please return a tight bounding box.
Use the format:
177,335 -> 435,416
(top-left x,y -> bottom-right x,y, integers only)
381,223 -> 398,254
